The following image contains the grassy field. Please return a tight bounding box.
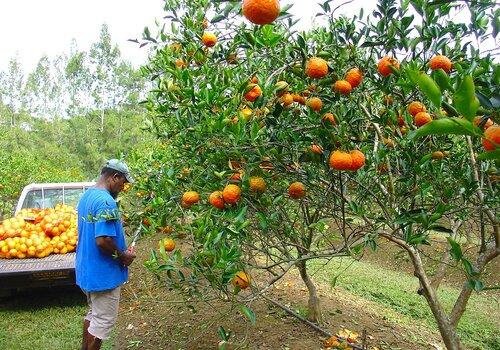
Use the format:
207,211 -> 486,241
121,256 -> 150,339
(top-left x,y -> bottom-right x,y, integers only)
310,258 -> 500,350
0,258 -> 498,350
0,286 -> 112,350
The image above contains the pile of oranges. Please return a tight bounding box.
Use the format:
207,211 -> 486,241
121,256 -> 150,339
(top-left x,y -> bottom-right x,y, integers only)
0,204 -> 78,259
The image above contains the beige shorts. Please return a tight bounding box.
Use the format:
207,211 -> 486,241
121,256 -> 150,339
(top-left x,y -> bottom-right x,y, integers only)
84,286 -> 121,340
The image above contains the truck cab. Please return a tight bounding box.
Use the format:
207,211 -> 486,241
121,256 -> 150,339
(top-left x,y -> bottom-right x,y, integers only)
1,182 -> 94,295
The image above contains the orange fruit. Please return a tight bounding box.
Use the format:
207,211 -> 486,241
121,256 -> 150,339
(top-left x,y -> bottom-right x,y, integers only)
202,32 -> 217,47
384,95 -> 394,106
280,93 -> 294,106
474,117 -> 493,130
407,101 -> 426,117
482,125 -> 500,151
158,226 -> 174,234
249,177 -> 266,193
310,144 -> 323,154
322,113 -> 336,126
231,271 -> 251,289
182,191 -> 200,207
222,184 -> 242,205
349,150 -> 366,171
229,170 -> 243,182
305,57 -> 328,79
306,97 -> 323,112
250,76 -> 259,84
163,238 -> 176,252
175,59 -> 187,69
397,114 -> 406,127
240,107 -> 253,121
288,182 -> 305,199
345,68 -> 363,88
333,80 -> 352,95
377,56 -> 400,77
414,112 -> 432,127
329,151 -> 352,171
244,84 -> 262,102
242,0 -> 280,25
292,93 -> 306,105
209,191 -> 225,209
431,151 -> 445,160
429,55 -> 452,73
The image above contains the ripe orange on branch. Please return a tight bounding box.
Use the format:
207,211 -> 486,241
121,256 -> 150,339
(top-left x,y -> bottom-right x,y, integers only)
201,32 -> 217,47
414,112 -> 432,127
329,151 -> 352,171
310,144 -> 323,154
305,57 -> 329,79
292,93 -> 306,105
322,113 -> 336,126
306,97 -> 323,112
474,117 -> 493,130
231,271 -> 251,289
377,56 -> 400,77
333,80 -> 352,95
244,84 -> 262,102
407,101 -> 426,117
482,125 -> 500,151
429,55 -> 452,73
349,150 -> 366,171
345,67 -> 363,88
242,0 -> 280,25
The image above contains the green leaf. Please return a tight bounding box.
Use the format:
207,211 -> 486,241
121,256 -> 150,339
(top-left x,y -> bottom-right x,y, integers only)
432,69 -> 453,92
447,237 -> 462,261
462,258 -> 476,277
467,279 -> 485,292
239,305 -> 256,325
211,14 -> 226,23
410,118 -> 479,138
453,76 -> 480,121
217,326 -> 230,341
417,72 -> 442,109
429,224 -> 453,234
477,150 -> 500,161
297,34 -> 306,50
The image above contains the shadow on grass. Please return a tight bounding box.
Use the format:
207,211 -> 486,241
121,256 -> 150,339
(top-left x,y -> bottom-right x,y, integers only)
0,285 -> 86,311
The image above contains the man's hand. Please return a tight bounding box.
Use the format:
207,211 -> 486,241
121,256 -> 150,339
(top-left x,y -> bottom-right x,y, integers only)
118,250 -> 136,266
96,236 -> 136,266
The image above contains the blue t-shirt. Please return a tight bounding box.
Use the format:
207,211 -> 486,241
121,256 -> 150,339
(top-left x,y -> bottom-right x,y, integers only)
76,188 -> 128,292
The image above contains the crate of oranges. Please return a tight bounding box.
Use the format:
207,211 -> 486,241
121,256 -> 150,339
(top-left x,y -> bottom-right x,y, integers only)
0,204 -> 78,259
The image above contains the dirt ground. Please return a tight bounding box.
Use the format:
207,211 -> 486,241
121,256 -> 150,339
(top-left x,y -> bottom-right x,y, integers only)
112,235 -> 454,350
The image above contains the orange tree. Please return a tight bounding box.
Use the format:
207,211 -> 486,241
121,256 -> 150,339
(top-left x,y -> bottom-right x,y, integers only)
134,0 -> 499,348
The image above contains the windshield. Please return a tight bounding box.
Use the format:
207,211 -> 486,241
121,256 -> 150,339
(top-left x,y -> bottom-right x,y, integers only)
22,188 -> 86,209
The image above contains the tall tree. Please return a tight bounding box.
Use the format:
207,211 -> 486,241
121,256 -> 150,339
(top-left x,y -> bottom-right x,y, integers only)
0,57 -> 26,125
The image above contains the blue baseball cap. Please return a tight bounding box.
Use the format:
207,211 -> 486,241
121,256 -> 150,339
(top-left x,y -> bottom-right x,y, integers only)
105,159 -> 134,183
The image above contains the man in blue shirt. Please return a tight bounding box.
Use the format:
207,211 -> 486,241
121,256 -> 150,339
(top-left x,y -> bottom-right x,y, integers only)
76,159 -> 136,350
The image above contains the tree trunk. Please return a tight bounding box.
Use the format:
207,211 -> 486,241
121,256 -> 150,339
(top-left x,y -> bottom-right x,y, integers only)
409,248 -> 465,350
296,259 -> 322,323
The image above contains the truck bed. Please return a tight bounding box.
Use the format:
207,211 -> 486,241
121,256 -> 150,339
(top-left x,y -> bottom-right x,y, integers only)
0,253 -> 76,289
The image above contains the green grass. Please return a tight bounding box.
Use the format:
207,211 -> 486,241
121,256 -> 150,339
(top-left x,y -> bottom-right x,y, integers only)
0,286 -> 112,350
310,258 -> 500,350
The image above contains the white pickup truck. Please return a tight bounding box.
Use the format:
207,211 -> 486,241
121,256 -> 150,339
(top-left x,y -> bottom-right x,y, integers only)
0,182 -> 94,294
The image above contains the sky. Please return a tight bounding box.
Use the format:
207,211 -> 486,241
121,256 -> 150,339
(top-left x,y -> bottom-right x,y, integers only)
0,0 -> 375,73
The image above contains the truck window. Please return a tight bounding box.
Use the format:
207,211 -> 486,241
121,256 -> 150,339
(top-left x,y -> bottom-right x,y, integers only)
22,190 -> 43,209
22,188 -> 86,209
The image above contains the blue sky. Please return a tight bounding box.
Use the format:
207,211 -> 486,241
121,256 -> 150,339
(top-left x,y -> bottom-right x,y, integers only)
0,1 -> 376,72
